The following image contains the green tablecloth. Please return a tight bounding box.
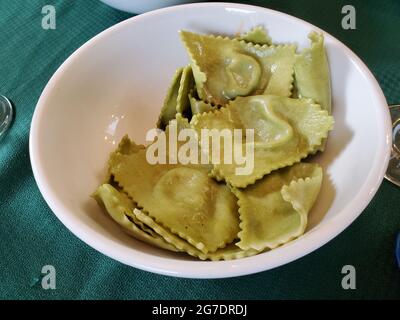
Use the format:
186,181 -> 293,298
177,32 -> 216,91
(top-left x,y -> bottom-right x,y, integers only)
0,0 -> 399,300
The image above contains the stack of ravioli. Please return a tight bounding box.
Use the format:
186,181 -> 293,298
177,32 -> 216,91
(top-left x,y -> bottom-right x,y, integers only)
94,27 -> 334,260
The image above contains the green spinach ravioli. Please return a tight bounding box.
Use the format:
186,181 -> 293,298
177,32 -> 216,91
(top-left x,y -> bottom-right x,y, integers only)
94,26 -> 333,260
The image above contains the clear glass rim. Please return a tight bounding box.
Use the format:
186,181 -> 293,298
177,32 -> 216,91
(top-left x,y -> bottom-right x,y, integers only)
384,104 -> 400,187
0,95 -> 13,138
389,104 -> 400,155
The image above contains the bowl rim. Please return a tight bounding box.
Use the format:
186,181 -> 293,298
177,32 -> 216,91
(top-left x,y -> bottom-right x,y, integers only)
29,2 -> 391,279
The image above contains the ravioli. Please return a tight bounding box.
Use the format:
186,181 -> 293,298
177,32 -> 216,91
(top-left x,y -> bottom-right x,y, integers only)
232,163 -> 323,251
157,65 -> 194,129
294,32 -> 331,151
189,90 -> 217,115
238,26 -> 272,45
133,209 -> 259,260
109,120 -> 240,254
191,95 -> 334,187
294,32 -> 331,114
157,67 -> 183,130
176,65 -> 195,117
93,184 -> 178,252
180,31 -> 296,105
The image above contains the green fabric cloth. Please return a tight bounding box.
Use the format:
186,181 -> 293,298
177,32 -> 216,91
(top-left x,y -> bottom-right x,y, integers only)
0,0 -> 399,300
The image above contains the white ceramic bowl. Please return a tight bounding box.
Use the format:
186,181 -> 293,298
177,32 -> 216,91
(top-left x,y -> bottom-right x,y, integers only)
30,3 -> 391,278
100,0 -> 192,14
